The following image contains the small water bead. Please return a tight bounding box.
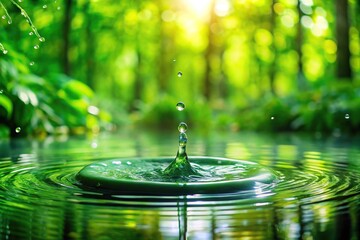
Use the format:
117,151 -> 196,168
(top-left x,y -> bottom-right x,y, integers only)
2,50 -> 8,54
7,20 -> 12,24
34,45 -> 39,50
43,5 -> 47,9
29,62 -> 35,66
176,102 -> 185,111
15,127 -> 21,133
345,114 -> 350,119
178,122 -> 188,133
270,116 -> 275,120
177,72 -> 183,77
2,15 -> 6,20
39,37 -> 45,42
29,31 -> 33,36
0,90 -> 3,94
57,6 -> 61,10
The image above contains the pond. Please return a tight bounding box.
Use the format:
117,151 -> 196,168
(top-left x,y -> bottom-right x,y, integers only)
0,131 -> 360,239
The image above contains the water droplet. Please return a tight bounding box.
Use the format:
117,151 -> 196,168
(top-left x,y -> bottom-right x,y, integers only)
270,116 -> 275,120
15,127 -> 21,133
2,15 -> 6,20
18,0 -> 22,2
29,61 -> 35,66
57,6 -> 61,10
0,90 -> 3,94
29,31 -> 33,36
7,20 -> 12,24
176,102 -> 185,111
38,37 -> 45,42
21,11 -> 26,16
345,114 -> 350,119
34,45 -> 39,49
2,50 -> 8,54
173,59 -> 176,62
178,122 -> 188,133
43,5 -> 47,9
177,72 -> 183,77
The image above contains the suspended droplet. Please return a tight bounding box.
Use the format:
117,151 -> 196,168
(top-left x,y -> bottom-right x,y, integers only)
34,45 -> 39,49
29,31 -> 34,36
15,127 -> 21,133
270,116 -> 275,120
177,72 -> 182,77
176,102 -> 185,111
178,122 -> 188,133
43,5 -> 47,9
29,61 -> 35,66
38,37 -> 45,42
345,114 -> 350,119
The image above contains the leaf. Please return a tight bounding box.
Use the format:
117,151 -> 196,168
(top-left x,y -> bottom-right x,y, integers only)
0,94 -> 13,118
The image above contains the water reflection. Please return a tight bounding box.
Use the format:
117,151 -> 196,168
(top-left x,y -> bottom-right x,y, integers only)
0,132 -> 360,239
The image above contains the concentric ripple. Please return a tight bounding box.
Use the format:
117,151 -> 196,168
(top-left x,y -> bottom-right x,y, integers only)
1,134 -> 360,239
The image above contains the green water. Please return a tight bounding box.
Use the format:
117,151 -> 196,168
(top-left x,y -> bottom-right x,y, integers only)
1,131 -> 360,239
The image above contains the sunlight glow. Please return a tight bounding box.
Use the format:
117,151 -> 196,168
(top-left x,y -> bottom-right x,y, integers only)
182,0 -> 213,19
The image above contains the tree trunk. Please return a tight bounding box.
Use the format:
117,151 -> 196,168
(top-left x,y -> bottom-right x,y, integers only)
296,0 -> 307,91
335,0 -> 352,79
62,0 -> 73,75
203,0 -> 216,101
84,2 -> 95,89
269,0 -> 277,96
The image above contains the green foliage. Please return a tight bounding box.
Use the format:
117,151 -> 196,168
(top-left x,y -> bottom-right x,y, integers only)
235,82 -> 360,134
1,0 -> 360,137
0,57 -> 107,137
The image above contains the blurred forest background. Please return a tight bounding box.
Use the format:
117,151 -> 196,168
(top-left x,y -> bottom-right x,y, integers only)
0,0 -> 359,138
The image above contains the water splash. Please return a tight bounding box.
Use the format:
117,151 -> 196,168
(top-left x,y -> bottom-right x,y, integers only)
163,103 -> 199,178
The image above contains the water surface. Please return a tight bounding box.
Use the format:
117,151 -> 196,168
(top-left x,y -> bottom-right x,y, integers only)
0,131 -> 360,239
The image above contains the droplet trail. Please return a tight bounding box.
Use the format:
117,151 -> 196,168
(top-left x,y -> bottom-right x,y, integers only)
176,102 -> 185,111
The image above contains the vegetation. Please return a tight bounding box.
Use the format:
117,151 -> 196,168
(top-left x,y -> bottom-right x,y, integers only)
0,0 -> 359,138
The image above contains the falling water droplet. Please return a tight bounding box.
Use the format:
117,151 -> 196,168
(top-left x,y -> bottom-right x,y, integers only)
34,45 -> 39,49
176,102 -> 185,111
177,72 -> 183,77
345,114 -> 350,119
178,122 -> 188,133
29,61 -> 35,66
39,37 -> 45,42
15,127 -> 21,133
43,5 -> 47,9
